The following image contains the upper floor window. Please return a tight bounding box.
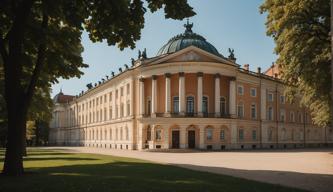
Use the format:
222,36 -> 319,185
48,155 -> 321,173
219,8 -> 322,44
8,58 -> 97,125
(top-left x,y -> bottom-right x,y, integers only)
280,109 -> 285,122
104,95 -> 107,103
238,85 -> 244,96
237,102 -> 244,118
202,96 -> 208,114
290,111 -> 295,122
173,96 -> 179,113
127,102 -> 130,116
280,95 -> 285,104
109,92 -> 112,102
116,90 -> 118,99
251,103 -> 256,119
268,93 -> 274,102
127,84 -> 130,95
120,87 -> 124,96
147,99 -> 151,115
250,88 -> 257,97
220,97 -> 226,115
298,112 -> 303,123
268,106 -> 273,120
186,96 -> 195,114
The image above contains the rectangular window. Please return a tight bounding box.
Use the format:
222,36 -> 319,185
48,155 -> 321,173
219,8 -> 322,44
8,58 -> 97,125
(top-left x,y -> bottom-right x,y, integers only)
239,129 -> 244,140
250,88 -> 257,97
116,90 -> 118,99
268,106 -> 273,120
127,102 -> 130,116
252,130 -> 257,140
251,104 -> 256,119
104,95 -> 107,103
127,84 -> 130,95
220,130 -> 225,140
280,109 -> 285,122
96,97 -> 99,106
290,111 -> 295,122
121,87 -> 123,96
109,108 -> 112,120
155,130 -> 162,141
268,93 -> 274,102
237,103 -> 244,118
280,95 -> 285,104
104,108 -> 107,121
238,85 -> 244,96
173,96 -> 179,113
109,92 -> 112,101
206,129 -> 213,140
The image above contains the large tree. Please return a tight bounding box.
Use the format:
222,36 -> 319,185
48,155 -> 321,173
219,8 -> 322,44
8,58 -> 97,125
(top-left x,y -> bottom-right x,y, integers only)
0,0 -> 195,176
260,0 -> 331,127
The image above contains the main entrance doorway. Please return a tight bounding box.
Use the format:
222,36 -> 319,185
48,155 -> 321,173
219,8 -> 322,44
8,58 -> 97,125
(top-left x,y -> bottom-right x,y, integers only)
172,130 -> 180,149
188,130 -> 195,149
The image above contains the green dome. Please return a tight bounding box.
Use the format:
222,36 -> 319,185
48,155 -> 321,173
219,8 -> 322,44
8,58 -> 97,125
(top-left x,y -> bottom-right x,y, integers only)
156,21 -> 222,57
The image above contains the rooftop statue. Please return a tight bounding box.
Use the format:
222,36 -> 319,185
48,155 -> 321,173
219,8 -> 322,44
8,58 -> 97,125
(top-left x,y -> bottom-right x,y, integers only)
228,48 -> 236,61
184,18 -> 193,33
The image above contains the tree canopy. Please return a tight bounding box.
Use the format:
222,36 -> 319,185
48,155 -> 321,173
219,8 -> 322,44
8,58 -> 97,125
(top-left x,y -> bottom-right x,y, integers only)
0,0 -> 195,175
260,0 -> 331,127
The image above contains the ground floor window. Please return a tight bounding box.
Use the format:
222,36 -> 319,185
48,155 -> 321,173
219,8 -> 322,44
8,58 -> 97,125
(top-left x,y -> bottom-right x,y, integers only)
155,129 -> 162,141
252,130 -> 257,140
206,128 -> 213,140
239,129 -> 244,140
220,130 -> 225,140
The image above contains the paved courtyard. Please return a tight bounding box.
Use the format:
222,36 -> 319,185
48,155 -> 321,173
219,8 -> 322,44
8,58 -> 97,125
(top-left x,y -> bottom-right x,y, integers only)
49,147 -> 333,192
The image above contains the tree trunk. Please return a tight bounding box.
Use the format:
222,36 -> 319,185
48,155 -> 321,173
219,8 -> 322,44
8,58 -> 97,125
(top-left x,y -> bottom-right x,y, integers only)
3,108 -> 26,175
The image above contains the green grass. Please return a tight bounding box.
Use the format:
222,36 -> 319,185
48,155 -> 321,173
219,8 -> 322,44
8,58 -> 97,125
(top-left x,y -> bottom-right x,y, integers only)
0,148 -> 307,192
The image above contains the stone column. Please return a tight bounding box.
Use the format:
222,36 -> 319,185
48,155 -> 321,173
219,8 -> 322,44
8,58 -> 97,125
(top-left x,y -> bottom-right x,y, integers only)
180,126 -> 186,148
139,78 -> 145,116
137,123 -> 144,150
230,121 -> 238,149
165,73 -> 171,117
199,126 -> 205,149
163,127 -> 169,149
229,78 -> 236,118
179,72 -> 185,116
151,75 -> 157,117
197,72 -> 203,117
214,73 -> 221,117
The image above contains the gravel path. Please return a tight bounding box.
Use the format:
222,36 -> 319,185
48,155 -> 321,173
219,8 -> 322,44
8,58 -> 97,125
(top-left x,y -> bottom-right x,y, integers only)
47,147 -> 333,192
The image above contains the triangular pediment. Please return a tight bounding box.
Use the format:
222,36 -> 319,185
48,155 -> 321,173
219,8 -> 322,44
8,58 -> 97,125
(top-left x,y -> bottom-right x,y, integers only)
148,46 -> 237,66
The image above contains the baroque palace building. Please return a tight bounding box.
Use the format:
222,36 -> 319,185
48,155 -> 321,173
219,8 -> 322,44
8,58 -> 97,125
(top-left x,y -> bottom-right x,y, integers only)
49,22 -> 333,150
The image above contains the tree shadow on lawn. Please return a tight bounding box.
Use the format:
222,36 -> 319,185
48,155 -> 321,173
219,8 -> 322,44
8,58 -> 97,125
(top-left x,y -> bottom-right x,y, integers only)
0,161 -> 309,192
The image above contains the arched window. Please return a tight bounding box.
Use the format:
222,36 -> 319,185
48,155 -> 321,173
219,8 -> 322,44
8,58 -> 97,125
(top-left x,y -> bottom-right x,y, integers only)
173,96 -> 179,113
186,96 -> 194,115
220,97 -> 226,116
202,96 -> 208,116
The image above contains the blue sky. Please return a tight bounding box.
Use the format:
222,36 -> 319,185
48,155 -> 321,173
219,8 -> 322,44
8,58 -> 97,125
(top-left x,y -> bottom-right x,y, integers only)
51,0 -> 277,97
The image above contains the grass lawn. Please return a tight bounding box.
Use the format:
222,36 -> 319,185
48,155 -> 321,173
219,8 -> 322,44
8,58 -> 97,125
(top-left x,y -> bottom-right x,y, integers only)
0,148 -> 307,192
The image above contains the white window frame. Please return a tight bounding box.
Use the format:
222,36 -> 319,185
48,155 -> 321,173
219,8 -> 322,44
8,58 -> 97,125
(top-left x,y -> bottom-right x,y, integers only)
250,88 -> 257,97
237,85 -> 244,96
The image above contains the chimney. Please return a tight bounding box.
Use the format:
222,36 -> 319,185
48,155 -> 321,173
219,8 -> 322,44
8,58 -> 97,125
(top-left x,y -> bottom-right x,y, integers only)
257,67 -> 261,74
243,64 -> 249,71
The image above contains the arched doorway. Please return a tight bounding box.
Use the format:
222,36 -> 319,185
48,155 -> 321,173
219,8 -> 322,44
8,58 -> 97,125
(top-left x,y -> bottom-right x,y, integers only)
187,125 -> 198,149
172,130 -> 180,148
